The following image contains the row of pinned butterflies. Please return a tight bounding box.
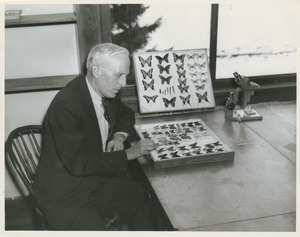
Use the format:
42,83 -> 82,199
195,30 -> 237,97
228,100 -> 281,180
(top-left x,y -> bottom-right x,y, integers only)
140,63 -> 207,80
138,52 -> 205,67
143,91 -> 210,108
142,78 -> 208,92
154,141 -> 225,160
141,70 -> 208,88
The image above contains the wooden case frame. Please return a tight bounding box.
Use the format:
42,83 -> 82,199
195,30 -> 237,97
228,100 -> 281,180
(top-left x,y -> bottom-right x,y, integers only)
133,48 -> 215,114
134,119 -> 234,169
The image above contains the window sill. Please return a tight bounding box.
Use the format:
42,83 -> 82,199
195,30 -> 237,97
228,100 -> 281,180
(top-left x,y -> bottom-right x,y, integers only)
5,75 -> 79,94
5,12 -> 77,28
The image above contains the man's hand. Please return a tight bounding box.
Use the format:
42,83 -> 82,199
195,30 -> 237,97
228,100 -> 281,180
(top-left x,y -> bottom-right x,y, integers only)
106,134 -> 126,152
125,139 -> 156,160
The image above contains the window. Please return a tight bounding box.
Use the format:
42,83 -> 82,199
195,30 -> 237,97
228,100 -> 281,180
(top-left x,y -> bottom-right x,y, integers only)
5,4 -> 79,80
216,3 -> 297,79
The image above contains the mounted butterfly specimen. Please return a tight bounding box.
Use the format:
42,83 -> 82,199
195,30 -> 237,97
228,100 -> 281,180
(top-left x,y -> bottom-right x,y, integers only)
162,97 -> 176,108
166,146 -> 175,151
169,135 -> 181,141
195,84 -> 206,91
178,145 -> 189,151
189,71 -> 199,78
191,78 -> 201,84
173,53 -> 185,63
180,133 -> 192,140
205,143 -> 214,149
194,121 -> 202,126
187,122 -> 194,127
141,131 -> 150,139
155,54 -> 169,64
178,78 -> 187,86
138,55 -> 152,67
158,154 -> 168,160
157,64 -> 171,74
199,72 -> 207,78
179,95 -> 191,106
153,125 -> 160,130
151,131 -> 163,135
159,75 -> 172,85
183,128 -> 193,133
212,141 -> 221,146
176,63 -> 184,70
187,63 -> 198,70
141,68 -> 153,79
142,79 -> 155,91
166,141 -> 180,146
177,84 -> 189,93
187,53 -> 204,60
168,124 -> 176,129
177,70 -> 186,78
170,151 -> 180,158
198,62 -> 207,70
196,91 -> 209,103
143,95 -> 158,103
189,142 -> 201,149
157,147 -> 166,153
193,149 -> 203,155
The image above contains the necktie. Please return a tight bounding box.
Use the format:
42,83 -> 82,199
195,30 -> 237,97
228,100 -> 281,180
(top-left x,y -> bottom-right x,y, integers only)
100,98 -> 109,151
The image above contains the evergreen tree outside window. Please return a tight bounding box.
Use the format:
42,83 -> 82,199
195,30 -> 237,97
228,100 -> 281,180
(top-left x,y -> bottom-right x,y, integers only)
110,4 -> 211,85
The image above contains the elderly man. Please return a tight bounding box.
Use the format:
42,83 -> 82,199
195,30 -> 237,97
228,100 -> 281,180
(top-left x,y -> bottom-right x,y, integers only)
33,43 -> 156,230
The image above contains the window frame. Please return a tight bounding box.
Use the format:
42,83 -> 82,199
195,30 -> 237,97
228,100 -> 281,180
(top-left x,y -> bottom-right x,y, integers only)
5,4 -> 296,109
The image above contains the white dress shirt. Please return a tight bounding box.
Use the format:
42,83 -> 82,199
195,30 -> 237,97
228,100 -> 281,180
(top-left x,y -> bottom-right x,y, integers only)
86,77 -> 109,151
86,77 -> 128,152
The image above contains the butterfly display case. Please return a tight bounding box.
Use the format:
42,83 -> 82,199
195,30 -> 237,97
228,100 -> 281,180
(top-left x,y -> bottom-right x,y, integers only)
133,48 -> 215,113
133,48 -> 234,169
134,119 -> 234,169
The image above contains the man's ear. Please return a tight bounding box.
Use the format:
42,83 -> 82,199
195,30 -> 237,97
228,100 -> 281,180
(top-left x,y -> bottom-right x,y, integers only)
91,65 -> 101,78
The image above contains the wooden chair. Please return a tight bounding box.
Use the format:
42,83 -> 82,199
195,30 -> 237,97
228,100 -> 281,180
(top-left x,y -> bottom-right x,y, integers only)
6,125 -> 124,230
5,125 -> 53,229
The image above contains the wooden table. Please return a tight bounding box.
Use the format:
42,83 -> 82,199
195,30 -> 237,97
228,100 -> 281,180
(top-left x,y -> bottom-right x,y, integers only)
135,101 -> 296,231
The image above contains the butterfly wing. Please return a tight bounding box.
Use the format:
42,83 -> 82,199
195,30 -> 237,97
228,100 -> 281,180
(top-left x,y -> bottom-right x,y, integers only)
156,54 -> 169,64
142,80 -> 148,90
196,92 -> 202,103
160,75 -> 172,85
176,64 -> 184,70
138,56 -> 146,67
165,64 -> 171,74
150,95 -> 158,102
162,97 -> 169,107
178,78 -> 187,86
177,70 -> 186,78
163,54 -> 169,63
143,95 -> 151,103
170,97 -> 176,107
146,55 -> 152,66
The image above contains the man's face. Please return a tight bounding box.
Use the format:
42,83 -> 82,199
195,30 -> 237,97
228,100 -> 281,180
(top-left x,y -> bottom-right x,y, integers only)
93,54 -> 130,98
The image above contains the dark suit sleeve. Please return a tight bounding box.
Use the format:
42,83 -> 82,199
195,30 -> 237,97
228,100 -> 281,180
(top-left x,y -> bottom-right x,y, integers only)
47,101 -> 128,176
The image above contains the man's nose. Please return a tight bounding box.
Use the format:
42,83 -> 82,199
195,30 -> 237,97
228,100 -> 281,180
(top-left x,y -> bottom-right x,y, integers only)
119,76 -> 127,87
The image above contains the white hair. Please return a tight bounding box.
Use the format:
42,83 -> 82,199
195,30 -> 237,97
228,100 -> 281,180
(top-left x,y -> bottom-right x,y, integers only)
86,43 -> 129,72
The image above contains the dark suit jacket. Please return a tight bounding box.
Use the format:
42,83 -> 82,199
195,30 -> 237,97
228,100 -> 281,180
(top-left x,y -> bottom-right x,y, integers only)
32,75 -> 135,229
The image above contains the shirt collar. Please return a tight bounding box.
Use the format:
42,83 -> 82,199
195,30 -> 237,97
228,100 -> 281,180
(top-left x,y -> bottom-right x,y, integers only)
86,76 -> 103,105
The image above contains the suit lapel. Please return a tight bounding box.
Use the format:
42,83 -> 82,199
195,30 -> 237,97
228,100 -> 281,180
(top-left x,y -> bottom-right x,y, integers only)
78,76 -> 103,150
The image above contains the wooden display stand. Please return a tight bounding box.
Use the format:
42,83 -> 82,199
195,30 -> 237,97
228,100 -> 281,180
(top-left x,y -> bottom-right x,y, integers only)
133,48 -> 234,169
